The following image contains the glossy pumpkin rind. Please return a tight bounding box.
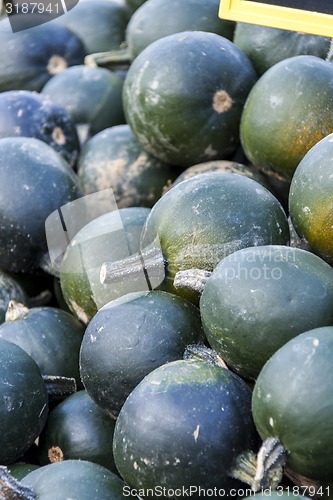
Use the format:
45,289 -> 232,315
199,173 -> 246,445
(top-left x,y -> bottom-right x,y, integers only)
79,290 -> 204,418
123,30 -> 257,166
126,0 -> 235,59
289,132 -> 333,265
141,172 -> 289,302
240,55 -> 333,181
0,17 -> 86,92
41,66 -> 125,137
21,459 -> 135,500
113,358 -> 258,492
200,245 -> 333,380
0,306 -> 84,387
252,326 -> 333,481
38,390 -> 117,473
233,23 -> 331,76
0,137 -> 83,274
78,124 -> 179,208
0,338 -> 48,464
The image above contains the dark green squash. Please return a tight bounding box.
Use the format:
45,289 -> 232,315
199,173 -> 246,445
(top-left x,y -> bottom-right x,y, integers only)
60,207 -> 150,323
21,460 -> 136,499
38,390 -> 117,473
79,290 -> 204,418
125,0 -> 146,14
0,271 -> 27,324
123,30 -> 257,166
77,124 -> 180,207
252,326 -> 333,483
0,338 -> 48,464
55,0 -> 130,54
126,0 -> 235,59
7,464 -> 40,481
199,245 -> 333,380
102,173 -> 289,304
113,354 -> 259,493
0,137 -> 83,274
41,66 -> 125,141
240,55 -> 333,181
0,90 -> 80,168
233,23 -> 331,76
289,132 -> 333,265
0,16 -> 86,92
0,302 -> 84,388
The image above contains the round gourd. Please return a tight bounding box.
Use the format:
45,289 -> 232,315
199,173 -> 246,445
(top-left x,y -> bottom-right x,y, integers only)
125,0 -> 146,13
289,133 -> 333,265
0,137 -> 83,274
233,23 -> 331,76
106,172 -> 289,304
0,90 -> 80,168
79,290 -> 204,418
78,124 -> 180,207
8,464 -> 40,481
240,55 -> 333,181
0,338 -> 48,464
126,0 -> 235,59
60,207 -> 150,323
38,390 -> 117,473
252,326 -> 333,482
21,460 -> 135,499
55,0 -> 129,54
41,66 -> 125,139
113,356 -> 259,492
123,30 -> 257,166
0,302 -> 85,388
0,271 -> 27,324
200,245 -> 333,380
0,16 -> 86,92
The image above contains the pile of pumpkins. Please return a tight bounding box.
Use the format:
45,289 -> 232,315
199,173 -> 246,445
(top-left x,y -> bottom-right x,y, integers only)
0,0 -> 333,497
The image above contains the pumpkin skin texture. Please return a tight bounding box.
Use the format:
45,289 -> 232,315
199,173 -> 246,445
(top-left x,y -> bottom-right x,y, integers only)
0,305 -> 85,388
55,0 -> 130,54
0,90 -> 80,168
79,290 -> 204,418
252,326 -> 333,482
200,245 -> 333,380
21,460 -> 135,500
240,55 -> 333,181
0,137 -> 83,274
233,23 -> 331,76
113,358 -> 259,493
123,30 -> 257,167
126,0 -> 235,59
0,17 -> 86,92
289,133 -> 333,265
0,271 -> 27,324
41,66 -> 125,138
38,390 -> 117,473
140,172 -> 289,303
0,338 -> 48,464
60,207 -> 150,324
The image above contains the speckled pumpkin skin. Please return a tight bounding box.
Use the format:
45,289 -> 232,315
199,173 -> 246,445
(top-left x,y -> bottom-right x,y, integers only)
240,55 -> 333,181
289,133 -> 333,265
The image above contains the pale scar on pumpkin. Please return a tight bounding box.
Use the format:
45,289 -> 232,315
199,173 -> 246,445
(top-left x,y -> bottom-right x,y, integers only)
213,90 -> 233,113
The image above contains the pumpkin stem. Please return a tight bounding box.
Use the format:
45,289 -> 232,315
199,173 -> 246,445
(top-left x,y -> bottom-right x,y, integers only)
174,268 -> 212,294
326,39 -> 333,62
100,245 -> 166,289
84,48 -> 131,71
5,300 -> 29,322
42,375 -> 77,405
184,344 -> 228,369
0,466 -> 36,499
230,437 -> 288,491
